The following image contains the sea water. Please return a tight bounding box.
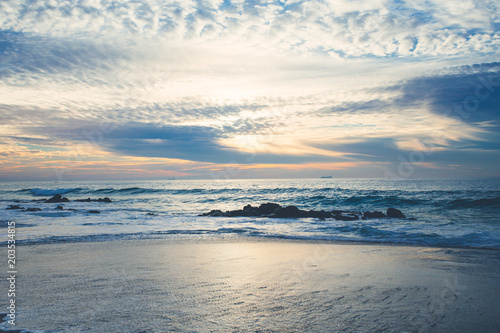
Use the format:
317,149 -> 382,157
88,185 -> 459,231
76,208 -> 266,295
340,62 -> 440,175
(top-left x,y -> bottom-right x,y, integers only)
1,178 -> 499,249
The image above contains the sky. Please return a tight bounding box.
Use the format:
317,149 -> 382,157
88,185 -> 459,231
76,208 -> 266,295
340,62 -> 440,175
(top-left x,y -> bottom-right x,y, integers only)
0,0 -> 499,181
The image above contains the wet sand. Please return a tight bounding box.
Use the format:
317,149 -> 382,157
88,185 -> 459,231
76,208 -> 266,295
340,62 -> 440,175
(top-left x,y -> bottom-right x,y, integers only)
5,238 -> 500,332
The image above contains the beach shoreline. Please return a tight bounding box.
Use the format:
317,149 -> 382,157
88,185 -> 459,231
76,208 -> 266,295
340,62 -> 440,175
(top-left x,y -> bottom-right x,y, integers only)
3,237 -> 500,332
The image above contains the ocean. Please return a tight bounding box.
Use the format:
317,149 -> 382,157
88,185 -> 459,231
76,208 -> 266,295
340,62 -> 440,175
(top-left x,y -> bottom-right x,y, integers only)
1,178 -> 500,249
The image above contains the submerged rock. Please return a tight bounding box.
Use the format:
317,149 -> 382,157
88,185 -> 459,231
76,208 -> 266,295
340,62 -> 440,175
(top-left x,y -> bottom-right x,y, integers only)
6,205 -> 24,210
26,207 -> 42,212
88,210 -> 101,214
387,208 -> 406,218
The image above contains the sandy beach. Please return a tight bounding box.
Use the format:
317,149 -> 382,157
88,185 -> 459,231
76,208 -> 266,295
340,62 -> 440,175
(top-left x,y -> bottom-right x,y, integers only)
3,237 -> 499,332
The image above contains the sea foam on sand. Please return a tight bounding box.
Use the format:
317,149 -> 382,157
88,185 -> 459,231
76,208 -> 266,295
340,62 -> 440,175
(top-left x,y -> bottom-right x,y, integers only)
9,238 -> 500,332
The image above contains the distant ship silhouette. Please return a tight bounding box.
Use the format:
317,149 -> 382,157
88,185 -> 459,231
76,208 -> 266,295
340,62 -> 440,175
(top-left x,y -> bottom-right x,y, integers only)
320,176 -> 332,179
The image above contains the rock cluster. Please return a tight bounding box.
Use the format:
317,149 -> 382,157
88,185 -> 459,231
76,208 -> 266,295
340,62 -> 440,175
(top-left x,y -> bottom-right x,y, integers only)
74,197 -> 112,203
42,194 -> 112,203
5,194 -> 113,213
200,203 -> 408,220
6,205 -> 41,212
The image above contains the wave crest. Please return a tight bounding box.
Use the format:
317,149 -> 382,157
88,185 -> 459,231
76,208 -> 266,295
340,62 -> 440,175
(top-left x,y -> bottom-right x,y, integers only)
29,188 -> 82,196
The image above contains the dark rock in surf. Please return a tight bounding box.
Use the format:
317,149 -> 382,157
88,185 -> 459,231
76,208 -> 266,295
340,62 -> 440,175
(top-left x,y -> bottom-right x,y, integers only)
363,211 -> 387,219
243,204 -> 259,216
333,212 -> 359,221
258,203 -> 281,215
88,210 -> 101,214
226,209 -> 248,217
55,205 -> 64,210
45,194 -> 70,203
272,205 -> 302,218
201,209 -> 226,217
7,205 -> 24,210
387,208 -> 406,218
199,203 -> 407,221
75,198 -> 92,202
26,207 -> 42,212
75,197 -> 112,203
306,210 -> 332,219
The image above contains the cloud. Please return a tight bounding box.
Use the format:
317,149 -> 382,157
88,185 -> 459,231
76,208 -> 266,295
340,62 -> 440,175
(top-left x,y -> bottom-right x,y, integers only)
397,62 -> 500,122
50,122 -> 361,164
1,0 -> 499,179
2,60 -> 499,169
1,0 -> 498,58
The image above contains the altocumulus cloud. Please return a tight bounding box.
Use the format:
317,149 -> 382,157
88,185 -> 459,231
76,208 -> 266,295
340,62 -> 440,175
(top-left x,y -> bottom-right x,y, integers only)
1,0 -> 498,56
0,0 -> 500,179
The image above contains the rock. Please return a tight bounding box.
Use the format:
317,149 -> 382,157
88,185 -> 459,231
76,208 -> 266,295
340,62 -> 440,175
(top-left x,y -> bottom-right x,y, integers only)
242,205 -> 259,216
200,209 -> 226,217
75,197 -> 113,202
88,210 -> 101,214
306,210 -> 333,219
55,205 -> 64,210
45,194 -> 70,203
272,205 -> 302,218
332,210 -> 352,215
26,208 -> 42,212
146,212 -> 156,216
258,203 -> 281,215
333,213 -> 359,221
387,208 -> 405,218
226,209 -> 248,217
75,198 -> 92,202
6,205 -> 24,210
363,211 -> 386,219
